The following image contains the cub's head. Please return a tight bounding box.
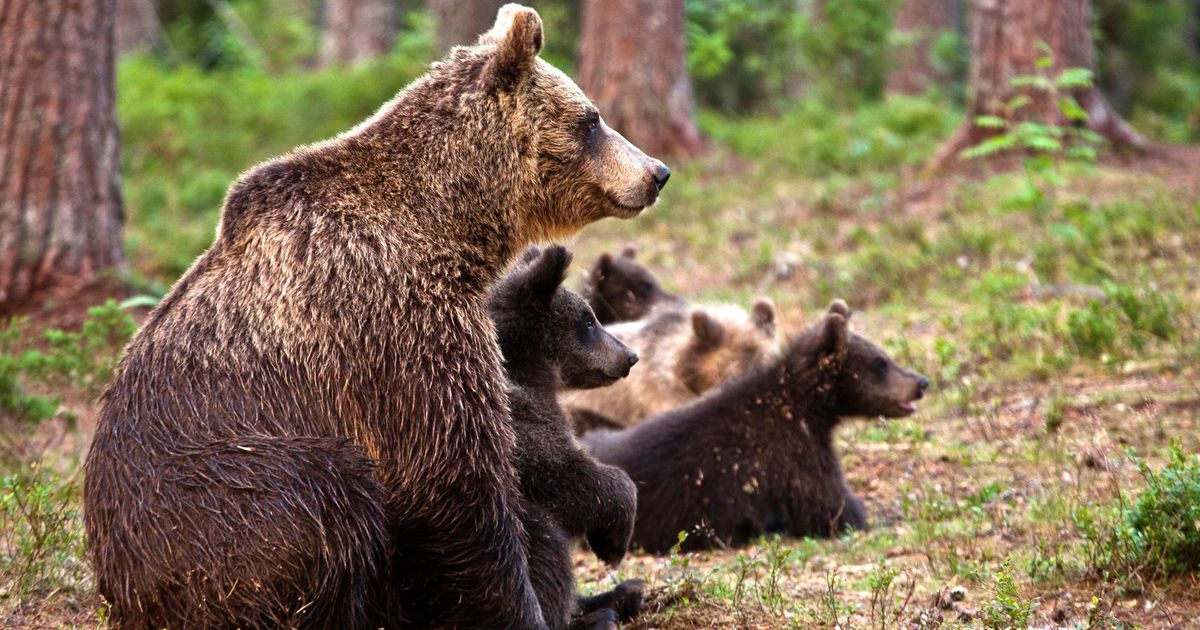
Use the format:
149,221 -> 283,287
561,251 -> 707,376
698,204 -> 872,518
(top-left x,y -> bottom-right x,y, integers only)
581,247 -> 680,325
674,299 -> 781,395
469,5 -> 670,238
800,301 -> 930,419
488,246 -> 639,390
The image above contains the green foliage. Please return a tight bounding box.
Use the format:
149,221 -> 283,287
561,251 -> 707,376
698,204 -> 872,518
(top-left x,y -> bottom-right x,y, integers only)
963,48 -> 1104,164
1075,444 -> 1200,584
0,321 -> 58,424
980,559 -> 1036,629
0,463 -> 87,599
797,0 -> 895,104
1122,444 -> 1200,578
0,301 -> 137,426
702,94 -> 957,177
686,0 -> 806,112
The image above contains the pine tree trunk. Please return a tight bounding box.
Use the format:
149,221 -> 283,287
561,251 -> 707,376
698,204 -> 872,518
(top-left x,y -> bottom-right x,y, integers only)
927,0 -> 1145,172
319,0 -> 396,67
0,0 -> 127,315
578,0 -> 707,159
430,0 -> 504,54
888,0 -> 958,94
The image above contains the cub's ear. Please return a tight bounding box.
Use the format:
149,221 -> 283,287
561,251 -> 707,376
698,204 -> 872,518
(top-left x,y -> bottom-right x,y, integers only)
596,253 -> 614,273
818,310 -> 849,360
691,310 -> 725,345
521,245 -> 571,303
620,246 -> 638,259
518,246 -> 542,265
481,4 -> 544,92
751,298 -> 776,337
826,299 -> 851,321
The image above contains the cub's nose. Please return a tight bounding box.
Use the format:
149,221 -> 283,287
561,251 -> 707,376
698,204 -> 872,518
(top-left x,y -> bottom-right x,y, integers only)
651,162 -> 671,192
627,351 -> 639,368
916,376 -> 930,398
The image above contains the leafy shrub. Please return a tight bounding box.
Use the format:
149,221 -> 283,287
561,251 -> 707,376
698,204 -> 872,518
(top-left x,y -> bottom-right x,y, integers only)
1122,444 -> 1200,578
0,464 -> 87,599
0,301 -> 137,426
980,559 -> 1035,629
1075,444 -> 1200,584
797,0 -> 895,104
687,0 -> 806,112
0,320 -> 58,424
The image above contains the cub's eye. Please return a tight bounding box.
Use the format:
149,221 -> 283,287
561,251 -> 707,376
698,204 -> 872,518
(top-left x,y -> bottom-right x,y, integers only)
872,358 -> 889,378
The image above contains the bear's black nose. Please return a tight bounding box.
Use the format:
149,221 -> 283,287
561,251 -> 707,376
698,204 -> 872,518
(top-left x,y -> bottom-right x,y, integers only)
627,351 -> 639,367
916,376 -> 930,397
652,163 -> 671,192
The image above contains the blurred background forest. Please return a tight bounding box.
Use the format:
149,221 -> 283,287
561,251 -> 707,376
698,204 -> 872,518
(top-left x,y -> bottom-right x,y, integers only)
3,1 -> 1200,628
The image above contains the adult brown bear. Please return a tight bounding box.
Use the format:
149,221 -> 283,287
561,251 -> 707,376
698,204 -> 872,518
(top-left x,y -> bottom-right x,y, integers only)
82,5 -> 668,628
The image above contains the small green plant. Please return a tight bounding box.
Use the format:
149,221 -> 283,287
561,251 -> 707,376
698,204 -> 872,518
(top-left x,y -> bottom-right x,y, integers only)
866,559 -> 914,630
979,559 -> 1036,629
0,319 -> 59,424
1121,443 -> 1200,578
37,300 -> 137,396
0,462 -> 88,600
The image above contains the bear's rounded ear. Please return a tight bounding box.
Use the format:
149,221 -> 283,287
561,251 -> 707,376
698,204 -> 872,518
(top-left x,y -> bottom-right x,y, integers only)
518,246 -> 542,265
819,311 -> 849,360
751,298 -> 776,337
620,246 -> 638,259
827,299 -> 851,321
691,310 -> 725,345
596,253 -> 614,272
522,244 -> 571,302
482,4 -> 544,92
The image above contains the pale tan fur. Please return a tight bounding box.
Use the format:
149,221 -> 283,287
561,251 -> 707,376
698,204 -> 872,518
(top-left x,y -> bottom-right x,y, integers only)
562,299 -> 781,430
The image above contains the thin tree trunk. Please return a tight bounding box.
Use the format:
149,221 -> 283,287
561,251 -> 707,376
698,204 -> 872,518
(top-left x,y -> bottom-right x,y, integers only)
578,0 -> 707,159
116,0 -> 163,55
0,0 -> 127,314
928,0 -> 1145,173
430,0 -> 504,54
888,0 -> 957,94
319,0 -> 396,67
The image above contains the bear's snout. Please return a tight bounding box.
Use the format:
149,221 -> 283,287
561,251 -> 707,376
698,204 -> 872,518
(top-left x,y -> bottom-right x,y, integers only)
651,163 -> 671,192
915,376 -> 930,399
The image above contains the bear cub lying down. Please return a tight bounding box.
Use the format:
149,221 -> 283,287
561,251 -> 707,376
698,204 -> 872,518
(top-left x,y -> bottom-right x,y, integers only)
488,246 -> 646,629
585,301 -> 930,554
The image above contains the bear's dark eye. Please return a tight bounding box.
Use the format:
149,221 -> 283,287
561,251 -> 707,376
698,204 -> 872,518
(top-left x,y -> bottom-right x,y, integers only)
872,358 -> 889,379
581,111 -> 600,146
578,311 -> 596,335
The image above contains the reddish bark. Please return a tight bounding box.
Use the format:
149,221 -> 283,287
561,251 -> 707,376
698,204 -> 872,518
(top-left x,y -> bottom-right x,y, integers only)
319,0 -> 396,67
430,0 -> 505,54
888,0 -> 958,94
0,0 -> 127,314
578,0 -> 707,159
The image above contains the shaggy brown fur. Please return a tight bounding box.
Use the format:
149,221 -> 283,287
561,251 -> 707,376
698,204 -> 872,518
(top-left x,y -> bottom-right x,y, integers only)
563,299 -> 780,432
82,5 -> 668,628
488,246 -> 644,629
584,301 -> 929,554
579,247 -> 682,324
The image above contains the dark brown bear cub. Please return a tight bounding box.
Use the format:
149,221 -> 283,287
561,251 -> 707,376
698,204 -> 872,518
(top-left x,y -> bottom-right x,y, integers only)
488,246 -> 644,629
580,247 -> 682,324
83,4 -> 668,629
585,301 -> 929,554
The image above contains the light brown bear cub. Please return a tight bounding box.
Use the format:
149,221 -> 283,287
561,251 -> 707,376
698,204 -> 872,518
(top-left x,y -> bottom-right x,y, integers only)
563,299 -> 781,432
83,5 -> 667,629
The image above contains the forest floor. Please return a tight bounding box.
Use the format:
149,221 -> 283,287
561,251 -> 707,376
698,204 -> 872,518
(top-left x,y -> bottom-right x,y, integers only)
3,134 -> 1200,628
